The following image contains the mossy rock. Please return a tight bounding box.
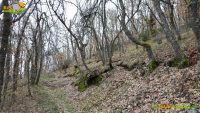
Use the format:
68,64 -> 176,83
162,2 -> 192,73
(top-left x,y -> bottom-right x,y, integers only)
167,57 -> 189,69
74,71 -> 103,92
147,60 -> 159,73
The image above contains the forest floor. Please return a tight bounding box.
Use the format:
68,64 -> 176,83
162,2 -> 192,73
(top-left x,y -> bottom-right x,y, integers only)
1,30 -> 200,113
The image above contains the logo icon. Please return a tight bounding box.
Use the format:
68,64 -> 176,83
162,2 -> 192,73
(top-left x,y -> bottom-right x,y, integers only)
2,1 -> 26,14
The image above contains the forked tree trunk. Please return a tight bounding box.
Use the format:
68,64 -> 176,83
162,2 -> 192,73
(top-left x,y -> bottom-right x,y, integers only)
119,0 -> 156,62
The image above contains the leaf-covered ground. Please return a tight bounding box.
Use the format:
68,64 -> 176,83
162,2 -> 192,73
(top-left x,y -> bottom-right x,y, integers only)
39,64 -> 200,113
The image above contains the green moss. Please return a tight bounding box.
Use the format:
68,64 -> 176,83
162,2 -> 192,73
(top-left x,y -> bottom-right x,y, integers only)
73,67 -> 80,76
95,75 -> 103,86
75,75 -> 88,92
167,57 -> 189,69
89,74 -> 103,86
178,58 -> 189,69
167,58 -> 180,67
74,73 -> 103,92
147,60 -> 159,73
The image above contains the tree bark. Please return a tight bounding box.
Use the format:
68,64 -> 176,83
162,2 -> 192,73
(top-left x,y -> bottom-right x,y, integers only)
167,0 -> 182,40
12,13 -> 31,100
119,0 -> 156,62
91,25 -> 105,64
0,0 -> 12,103
152,0 -> 184,59
24,51 -> 32,96
188,0 -> 200,52
35,21 -> 44,85
31,30 -> 38,85
102,0 -> 113,69
2,35 -> 12,107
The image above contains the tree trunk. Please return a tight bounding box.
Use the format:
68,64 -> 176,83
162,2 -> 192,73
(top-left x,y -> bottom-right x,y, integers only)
12,33 -> 23,101
35,22 -> 44,85
31,27 -> 39,85
0,0 -> 12,103
119,0 -> 156,62
70,36 -> 78,65
188,0 -> 200,52
24,52 -> 32,96
152,0 -> 184,59
12,14 -> 30,100
167,0 -> 182,40
102,0 -> 113,69
31,56 -> 37,85
2,36 -> 12,107
89,43 -> 92,59
91,26 -> 105,64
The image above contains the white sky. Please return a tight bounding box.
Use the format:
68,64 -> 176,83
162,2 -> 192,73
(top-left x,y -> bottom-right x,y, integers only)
0,0 -> 117,20
0,0 -> 77,19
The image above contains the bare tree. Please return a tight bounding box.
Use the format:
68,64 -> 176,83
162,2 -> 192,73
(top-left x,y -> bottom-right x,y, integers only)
0,0 -> 12,104
165,0 -> 182,40
151,0 -> 185,60
12,11 -> 32,101
119,0 -> 158,72
48,0 -> 91,72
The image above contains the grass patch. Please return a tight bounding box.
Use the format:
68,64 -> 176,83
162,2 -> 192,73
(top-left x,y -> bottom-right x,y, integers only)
51,89 -> 76,113
40,73 -> 52,81
34,86 -> 60,113
33,85 -> 76,113
74,75 -> 88,92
